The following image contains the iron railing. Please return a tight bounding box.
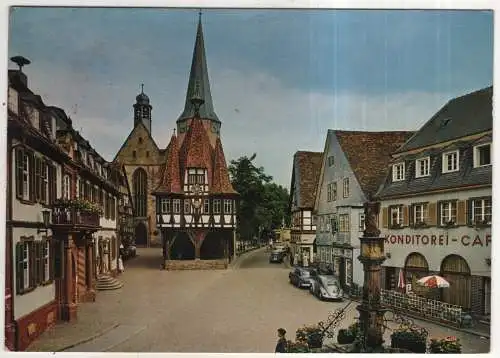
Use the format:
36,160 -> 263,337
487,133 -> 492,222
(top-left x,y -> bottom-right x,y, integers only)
52,205 -> 100,228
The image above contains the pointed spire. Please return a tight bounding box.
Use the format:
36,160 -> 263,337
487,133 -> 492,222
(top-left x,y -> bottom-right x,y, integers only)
211,137 -> 237,194
177,13 -> 220,123
155,134 -> 182,194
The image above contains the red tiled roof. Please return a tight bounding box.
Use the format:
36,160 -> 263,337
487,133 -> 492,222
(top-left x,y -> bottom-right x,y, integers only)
155,134 -> 182,194
179,118 -> 214,186
335,130 -> 414,199
211,137 -> 237,194
293,151 -> 323,208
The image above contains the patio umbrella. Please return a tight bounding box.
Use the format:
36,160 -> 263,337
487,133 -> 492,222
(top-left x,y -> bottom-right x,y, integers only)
397,269 -> 406,293
417,275 -> 450,288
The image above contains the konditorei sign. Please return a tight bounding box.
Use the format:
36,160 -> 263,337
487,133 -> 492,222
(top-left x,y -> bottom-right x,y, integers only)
384,233 -> 491,247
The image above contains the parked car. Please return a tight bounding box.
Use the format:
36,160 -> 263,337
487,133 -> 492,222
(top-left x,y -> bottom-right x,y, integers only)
269,250 -> 285,263
122,244 -> 137,260
289,267 -> 315,288
309,274 -> 344,301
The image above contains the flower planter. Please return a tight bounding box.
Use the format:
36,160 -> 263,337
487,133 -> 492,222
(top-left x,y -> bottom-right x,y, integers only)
337,329 -> 355,345
429,337 -> 462,353
307,336 -> 323,349
390,330 -> 427,353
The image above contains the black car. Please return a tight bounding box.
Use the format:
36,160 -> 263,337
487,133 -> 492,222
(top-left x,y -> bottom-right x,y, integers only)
289,267 -> 315,288
309,274 -> 344,301
269,250 -> 285,263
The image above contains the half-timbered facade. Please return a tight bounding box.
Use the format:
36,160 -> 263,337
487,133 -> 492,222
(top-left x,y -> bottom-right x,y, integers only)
313,130 -> 413,290
377,86 -> 493,318
152,16 -> 239,268
288,151 -> 322,266
6,58 -> 122,351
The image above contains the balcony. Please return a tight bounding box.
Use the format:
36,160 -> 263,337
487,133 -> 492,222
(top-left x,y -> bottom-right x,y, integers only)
51,199 -> 102,232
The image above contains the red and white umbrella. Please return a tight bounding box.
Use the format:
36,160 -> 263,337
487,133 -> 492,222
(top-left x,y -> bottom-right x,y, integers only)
397,269 -> 406,293
417,275 -> 450,288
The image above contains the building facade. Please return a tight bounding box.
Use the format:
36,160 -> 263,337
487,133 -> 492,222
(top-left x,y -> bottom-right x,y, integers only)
288,151 -> 322,266
313,130 -> 413,290
377,86 -> 492,317
6,59 -> 122,351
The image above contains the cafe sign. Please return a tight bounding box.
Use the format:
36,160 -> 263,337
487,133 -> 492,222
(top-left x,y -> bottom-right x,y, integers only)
385,233 -> 491,247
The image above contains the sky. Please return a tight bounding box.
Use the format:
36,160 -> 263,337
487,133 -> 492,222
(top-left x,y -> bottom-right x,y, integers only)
7,7 -> 494,188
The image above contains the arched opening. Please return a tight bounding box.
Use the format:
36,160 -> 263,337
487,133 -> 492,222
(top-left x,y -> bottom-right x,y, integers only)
200,232 -> 225,260
170,232 -> 195,260
440,254 -> 471,309
133,168 -> 148,218
135,222 -> 148,246
404,252 -> 430,295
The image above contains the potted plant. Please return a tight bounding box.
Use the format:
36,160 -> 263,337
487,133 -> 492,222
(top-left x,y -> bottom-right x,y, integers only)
296,324 -> 323,349
390,328 -> 427,353
429,336 -> 462,353
337,322 -> 359,344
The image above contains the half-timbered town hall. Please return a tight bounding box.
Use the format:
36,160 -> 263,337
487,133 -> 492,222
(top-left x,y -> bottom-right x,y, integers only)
114,15 -> 238,266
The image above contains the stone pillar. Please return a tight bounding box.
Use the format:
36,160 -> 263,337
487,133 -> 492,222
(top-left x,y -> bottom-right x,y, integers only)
356,201 -> 386,351
61,236 -> 77,322
86,240 -> 96,302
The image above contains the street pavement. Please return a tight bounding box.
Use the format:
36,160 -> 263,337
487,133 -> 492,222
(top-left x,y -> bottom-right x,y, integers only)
27,247 -> 490,353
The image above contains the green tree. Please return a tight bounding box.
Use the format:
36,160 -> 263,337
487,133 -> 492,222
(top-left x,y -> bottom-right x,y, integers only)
229,154 -> 290,240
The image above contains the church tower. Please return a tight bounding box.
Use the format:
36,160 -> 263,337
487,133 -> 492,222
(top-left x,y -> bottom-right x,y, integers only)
133,84 -> 152,134
176,13 -> 221,148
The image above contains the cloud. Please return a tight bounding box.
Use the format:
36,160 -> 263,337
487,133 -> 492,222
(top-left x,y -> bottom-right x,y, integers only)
20,60 -> 463,190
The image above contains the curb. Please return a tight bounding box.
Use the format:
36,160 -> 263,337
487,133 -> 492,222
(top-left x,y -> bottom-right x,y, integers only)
230,246 -> 265,269
57,323 -> 121,352
346,297 -> 490,339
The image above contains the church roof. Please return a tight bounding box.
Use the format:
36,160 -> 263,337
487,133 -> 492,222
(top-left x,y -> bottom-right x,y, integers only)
155,133 -> 182,194
177,15 -> 220,123
211,137 -> 237,194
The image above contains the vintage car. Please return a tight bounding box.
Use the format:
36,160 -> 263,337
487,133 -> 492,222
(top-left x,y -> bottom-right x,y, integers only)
289,267 -> 315,288
309,274 -> 344,301
269,249 -> 285,263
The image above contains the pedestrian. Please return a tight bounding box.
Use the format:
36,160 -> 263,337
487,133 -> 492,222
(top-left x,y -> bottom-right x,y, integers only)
275,328 -> 287,353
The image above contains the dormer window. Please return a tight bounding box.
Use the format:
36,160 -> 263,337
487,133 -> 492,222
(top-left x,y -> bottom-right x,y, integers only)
442,150 -> 459,173
28,106 -> 39,129
392,162 -> 405,182
327,155 -> 335,167
474,143 -> 491,167
415,157 -> 430,178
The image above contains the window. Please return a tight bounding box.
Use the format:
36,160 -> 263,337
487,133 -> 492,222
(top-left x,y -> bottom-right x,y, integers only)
413,203 -> 428,224
474,144 -> 491,167
133,150 -> 137,158
223,199 -> 232,214
213,199 -> 221,214
203,199 -> 209,214
327,182 -> 337,202
138,137 -> 143,144
19,240 -> 32,292
161,199 -> 171,213
390,206 -> 403,227
343,178 -> 349,198
62,174 -> 71,200
29,106 -> 40,129
442,150 -> 459,173
173,199 -> 181,214
328,155 -> 335,167
188,174 -> 197,185
330,216 -> 338,233
392,162 -> 405,181
440,201 -> 457,226
15,239 -> 53,294
415,157 -> 430,178
339,214 -> 350,232
197,174 -> 205,184
471,197 -> 492,225
184,199 -> 191,214
133,168 -> 147,217
42,240 -> 50,282
359,213 -> 365,231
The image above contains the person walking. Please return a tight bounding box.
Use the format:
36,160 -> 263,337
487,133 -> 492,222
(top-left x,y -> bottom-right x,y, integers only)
275,328 -> 287,353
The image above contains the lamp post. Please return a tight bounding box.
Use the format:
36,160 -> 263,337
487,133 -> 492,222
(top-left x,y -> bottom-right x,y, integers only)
356,200 -> 387,351
38,209 -> 51,235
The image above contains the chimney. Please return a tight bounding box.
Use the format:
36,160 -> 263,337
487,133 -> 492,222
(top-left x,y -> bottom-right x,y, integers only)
10,56 -> 31,87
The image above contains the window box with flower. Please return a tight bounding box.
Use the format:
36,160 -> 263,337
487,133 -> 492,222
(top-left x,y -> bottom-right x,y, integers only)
390,327 -> 427,353
296,324 -> 324,349
429,336 -> 461,353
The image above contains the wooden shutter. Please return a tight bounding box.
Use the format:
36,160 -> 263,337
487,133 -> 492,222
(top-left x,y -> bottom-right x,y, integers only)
41,161 -> 47,204
466,200 -> 472,225
15,147 -> 24,198
29,152 -> 35,201
35,157 -> 41,202
408,204 -> 414,227
457,200 -> 466,225
428,202 -> 437,226
29,242 -> 36,288
403,205 -> 409,226
35,241 -> 42,285
49,240 -> 55,281
48,164 -> 55,204
382,207 -> 388,228
15,243 -> 24,293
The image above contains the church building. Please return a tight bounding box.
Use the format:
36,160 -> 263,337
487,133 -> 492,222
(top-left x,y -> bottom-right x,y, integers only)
113,15 -> 238,266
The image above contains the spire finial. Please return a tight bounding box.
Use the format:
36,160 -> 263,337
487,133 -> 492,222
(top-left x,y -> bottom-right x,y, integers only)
173,128 -> 176,136
140,83 -> 144,94
199,8 -> 202,20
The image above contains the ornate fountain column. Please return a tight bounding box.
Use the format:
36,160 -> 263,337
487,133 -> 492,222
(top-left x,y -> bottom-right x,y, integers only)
356,201 -> 387,351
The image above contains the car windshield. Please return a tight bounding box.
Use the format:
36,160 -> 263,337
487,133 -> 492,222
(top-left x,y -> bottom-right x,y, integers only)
301,271 -> 311,277
322,277 -> 339,287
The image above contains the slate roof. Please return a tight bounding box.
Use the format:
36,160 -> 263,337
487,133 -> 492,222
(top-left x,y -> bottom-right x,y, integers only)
177,16 -> 220,123
397,86 -> 493,153
292,151 -> 323,209
335,130 -> 414,199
